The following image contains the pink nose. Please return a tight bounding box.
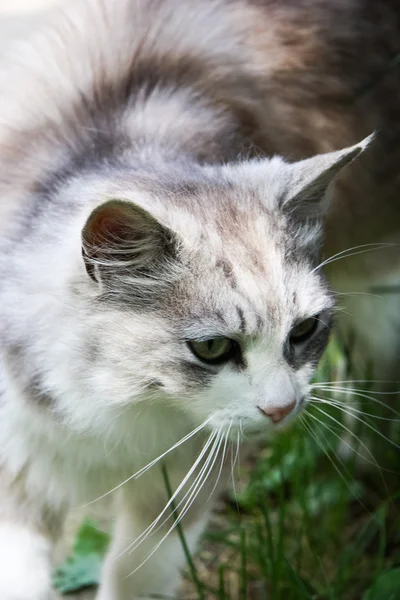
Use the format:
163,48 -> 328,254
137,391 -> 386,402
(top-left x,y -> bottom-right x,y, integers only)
258,400 -> 296,423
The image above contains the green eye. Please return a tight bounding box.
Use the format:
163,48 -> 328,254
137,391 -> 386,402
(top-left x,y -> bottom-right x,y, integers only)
187,338 -> 236,364
290,317 -> 318,344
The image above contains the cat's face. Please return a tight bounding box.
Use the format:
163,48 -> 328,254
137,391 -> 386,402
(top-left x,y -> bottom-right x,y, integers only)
172,234 -> 333,437
80,141 -> 368,438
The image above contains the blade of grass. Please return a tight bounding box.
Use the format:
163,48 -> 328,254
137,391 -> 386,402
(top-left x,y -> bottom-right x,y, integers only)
255,520 -> 270,580
275,461 -> 286,600
261,500 -> 278,598
218,564 -> 226,600
282,554 -> 318,599
161,464 -> 205,600
239,529 -> 247,600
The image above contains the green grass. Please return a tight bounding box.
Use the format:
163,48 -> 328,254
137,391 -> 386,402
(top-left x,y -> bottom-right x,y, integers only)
179,341 -> 400,599
56,340 -> 400,599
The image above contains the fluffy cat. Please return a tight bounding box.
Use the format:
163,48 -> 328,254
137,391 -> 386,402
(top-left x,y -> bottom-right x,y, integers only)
0,0 -> 399,599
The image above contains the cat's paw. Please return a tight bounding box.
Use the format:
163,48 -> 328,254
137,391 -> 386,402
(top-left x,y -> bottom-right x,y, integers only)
0,523 -> 54,600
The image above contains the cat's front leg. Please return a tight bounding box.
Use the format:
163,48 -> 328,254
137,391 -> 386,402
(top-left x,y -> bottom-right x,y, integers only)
0,522 -> 55,600
0,466 -> 60,600
97,484 -> 211,600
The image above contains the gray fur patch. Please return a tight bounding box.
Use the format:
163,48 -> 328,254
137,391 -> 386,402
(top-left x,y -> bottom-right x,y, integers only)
179,361 -> 214,388
236,306 -> 247,334
284,312 -> 333,370
4,346 -> 54,409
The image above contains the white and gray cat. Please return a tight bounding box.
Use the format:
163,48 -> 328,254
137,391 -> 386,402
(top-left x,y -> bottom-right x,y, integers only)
0,0 -> 399,598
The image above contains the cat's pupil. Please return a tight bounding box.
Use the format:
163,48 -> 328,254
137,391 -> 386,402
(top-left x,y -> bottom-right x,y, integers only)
290,317 -> 318,344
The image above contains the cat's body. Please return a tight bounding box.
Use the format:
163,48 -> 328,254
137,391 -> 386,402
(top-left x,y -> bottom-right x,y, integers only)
0,1 -> 399,598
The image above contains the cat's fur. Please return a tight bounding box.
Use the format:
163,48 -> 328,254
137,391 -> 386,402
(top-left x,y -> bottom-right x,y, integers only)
0,1 -> 399,598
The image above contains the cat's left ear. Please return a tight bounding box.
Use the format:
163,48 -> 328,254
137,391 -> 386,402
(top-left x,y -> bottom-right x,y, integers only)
81,199 -> 176,284
282,134 -> 373,217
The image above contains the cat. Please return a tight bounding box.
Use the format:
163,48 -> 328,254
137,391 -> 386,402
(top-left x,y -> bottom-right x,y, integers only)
0,0 -> 399,598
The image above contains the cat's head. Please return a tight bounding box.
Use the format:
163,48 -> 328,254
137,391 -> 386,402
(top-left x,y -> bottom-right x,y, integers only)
78,139 -> 369,438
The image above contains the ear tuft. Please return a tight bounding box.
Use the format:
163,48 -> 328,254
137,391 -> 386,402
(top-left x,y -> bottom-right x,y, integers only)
82,200 -> 175,284
283,134 -> 374,218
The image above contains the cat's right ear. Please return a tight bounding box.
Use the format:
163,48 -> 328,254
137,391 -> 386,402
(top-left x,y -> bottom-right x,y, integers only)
81,200 -> 176,284
282,134 -> 373,218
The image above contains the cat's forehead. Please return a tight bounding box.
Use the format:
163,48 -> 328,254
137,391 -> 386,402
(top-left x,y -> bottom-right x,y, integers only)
161,173 -> 286,250
175,212 -> 330,334
147,170 -> 331,326
196,253 -> 327,324
179,254 -> 331,343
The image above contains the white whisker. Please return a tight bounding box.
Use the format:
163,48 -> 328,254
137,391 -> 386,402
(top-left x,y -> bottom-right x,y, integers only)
207,421 -> 232,502
310,396 -> 400,422
313,381 -> 400,393
82,418 -> 211,506
300,415 -> 371,513
333,291 -> 385,300
314,386 -> 400,418
230,430 -> 241,511
126,425 -> 224,576
306,408 -> 394,473
311,403 -> 400,450
126,427 -> 224,555
311,243 -> 395,273
120,427 -> 220,558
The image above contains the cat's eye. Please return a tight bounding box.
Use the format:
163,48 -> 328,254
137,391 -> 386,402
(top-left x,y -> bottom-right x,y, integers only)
187,338 -> 237,365
290,316 -> 318,344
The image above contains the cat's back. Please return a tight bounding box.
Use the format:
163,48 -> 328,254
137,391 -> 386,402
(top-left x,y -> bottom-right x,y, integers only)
0,0 -> 398,164
0,0 -> 399,268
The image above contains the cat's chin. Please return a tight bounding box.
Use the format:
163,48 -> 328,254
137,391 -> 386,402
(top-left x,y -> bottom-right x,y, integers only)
206,419 -> 279,442
232,417 -> 300,443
